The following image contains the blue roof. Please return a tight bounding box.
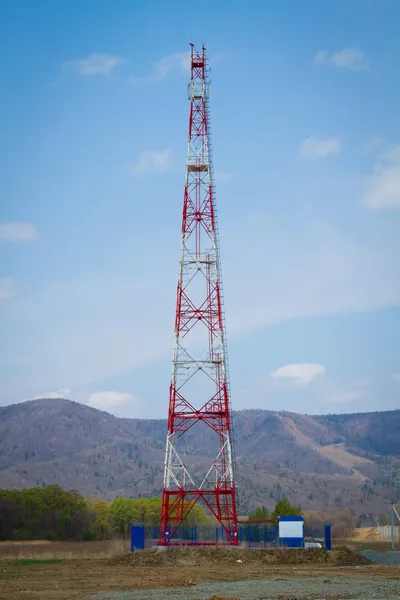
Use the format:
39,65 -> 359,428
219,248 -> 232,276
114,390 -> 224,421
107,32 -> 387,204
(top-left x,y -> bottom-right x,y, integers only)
279,516 -> 304,521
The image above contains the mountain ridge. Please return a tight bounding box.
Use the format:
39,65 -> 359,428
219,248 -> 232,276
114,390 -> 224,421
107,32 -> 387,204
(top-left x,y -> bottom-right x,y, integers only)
0,398 -> 399,516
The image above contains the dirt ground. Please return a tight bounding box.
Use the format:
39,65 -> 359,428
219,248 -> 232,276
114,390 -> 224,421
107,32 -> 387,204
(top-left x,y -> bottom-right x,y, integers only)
1,548 -> 399,600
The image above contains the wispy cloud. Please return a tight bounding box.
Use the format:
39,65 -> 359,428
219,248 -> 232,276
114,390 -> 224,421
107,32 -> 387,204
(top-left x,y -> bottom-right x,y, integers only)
130,51 -> 190,84
314,48 -> 369,71
63,53 -> 123,76
324,378 -> 370,404
270,363 -> 325,386
33,388 -> 71,400
127,148 -> 172,176
2,217 -> 399,412
393,373 -> 400,382
246,212 -> 267,226
365,135 -> 387,151
0,222 -> 37,242
300,136 -> 342,159
363,143 -> 400,209
88,391 -> 142,416
0,277 -> 13,300
225,222 -> 400,338
0,274 -> 173,402
215,171 -> 232,183
238,369 -> 372,414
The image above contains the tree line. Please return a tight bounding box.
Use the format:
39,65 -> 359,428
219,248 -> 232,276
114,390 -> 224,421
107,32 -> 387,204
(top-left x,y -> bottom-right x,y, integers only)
3,485 -> 341,542
0,485 -> 206,541
248,497 -> 302,521
248,500 -> 359,538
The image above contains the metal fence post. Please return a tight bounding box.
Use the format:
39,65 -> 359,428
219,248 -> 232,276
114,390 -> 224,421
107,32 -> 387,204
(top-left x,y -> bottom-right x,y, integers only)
324,523 -> 332,551
130,523 -> 145,551
391,505 -> 395,551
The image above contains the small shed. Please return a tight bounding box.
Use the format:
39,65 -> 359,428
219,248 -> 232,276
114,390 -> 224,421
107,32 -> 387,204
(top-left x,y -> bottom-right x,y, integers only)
278,515 -> 304,548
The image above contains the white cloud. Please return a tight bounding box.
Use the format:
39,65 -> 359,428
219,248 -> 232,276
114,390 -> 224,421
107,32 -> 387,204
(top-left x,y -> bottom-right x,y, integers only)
33,388 -> 71,400
393,373 -> 400,382
88,391 -> 141,416
128,148 -> 172,176
63,53 -> 123,76
363,144 -> 400,209
237,372 -> 374,414
130,51 -> 190,84
314,48 -> 369,71
300,136 -> 342,159
323,379 -> 370,405
0,222 -> 37,242
0,277 -> 13,300
215,171 -> 232,183
270,363 -> 325,386
385,146 -> 400,163
365,136 -> 387,151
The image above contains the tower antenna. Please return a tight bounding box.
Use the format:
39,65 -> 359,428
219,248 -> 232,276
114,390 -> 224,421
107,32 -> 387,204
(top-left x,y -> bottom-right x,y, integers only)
159,44 -> 238,546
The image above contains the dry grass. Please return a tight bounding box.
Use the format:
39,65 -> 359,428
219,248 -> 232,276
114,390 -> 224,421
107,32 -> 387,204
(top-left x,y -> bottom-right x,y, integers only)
335,538 -> 394,553
353,527 -> 379,541
0,539 -> 128,560
109,546 -> 369,567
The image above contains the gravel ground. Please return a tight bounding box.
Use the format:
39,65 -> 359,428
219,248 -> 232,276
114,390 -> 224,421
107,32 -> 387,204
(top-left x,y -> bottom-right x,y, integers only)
359,550 -> 400,565
89,575 -> 400,600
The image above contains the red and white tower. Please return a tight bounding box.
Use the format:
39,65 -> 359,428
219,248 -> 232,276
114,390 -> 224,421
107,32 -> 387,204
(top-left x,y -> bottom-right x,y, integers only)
159,44 -> 238,546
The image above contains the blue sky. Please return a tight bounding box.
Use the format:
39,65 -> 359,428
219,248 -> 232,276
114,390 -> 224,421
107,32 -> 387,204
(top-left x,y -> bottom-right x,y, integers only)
1,0 -> 399,418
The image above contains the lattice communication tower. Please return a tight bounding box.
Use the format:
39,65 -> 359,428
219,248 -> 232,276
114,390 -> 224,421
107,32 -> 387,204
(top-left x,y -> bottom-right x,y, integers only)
159,44 -> 238,546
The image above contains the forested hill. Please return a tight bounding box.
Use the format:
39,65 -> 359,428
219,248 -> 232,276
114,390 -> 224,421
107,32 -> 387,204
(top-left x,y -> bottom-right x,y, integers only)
0,399 -> 399,516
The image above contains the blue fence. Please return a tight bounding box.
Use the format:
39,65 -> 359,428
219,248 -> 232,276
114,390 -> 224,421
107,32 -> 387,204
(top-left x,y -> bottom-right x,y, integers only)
130,521 -> 332,551
131,523 -> 278,549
